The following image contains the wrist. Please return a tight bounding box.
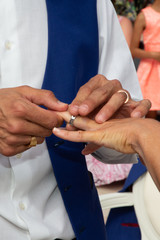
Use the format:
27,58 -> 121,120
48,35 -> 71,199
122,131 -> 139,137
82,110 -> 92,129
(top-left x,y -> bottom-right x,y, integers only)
151,52 -> 160,61
132,119 -> 160,161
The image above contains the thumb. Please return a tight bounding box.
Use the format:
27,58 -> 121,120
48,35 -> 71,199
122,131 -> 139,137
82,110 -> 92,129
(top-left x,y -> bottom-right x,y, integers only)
19,86 -> 68,111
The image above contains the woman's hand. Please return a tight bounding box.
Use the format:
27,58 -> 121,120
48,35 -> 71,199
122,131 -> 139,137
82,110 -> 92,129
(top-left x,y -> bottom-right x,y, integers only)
54,113 -> 160,191
53,113 -> 142,154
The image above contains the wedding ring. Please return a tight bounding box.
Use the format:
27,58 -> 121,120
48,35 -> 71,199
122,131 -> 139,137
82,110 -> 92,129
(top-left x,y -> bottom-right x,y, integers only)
117,89 -> 130,104
27,136 -> 37,148
69,115 -> 77,126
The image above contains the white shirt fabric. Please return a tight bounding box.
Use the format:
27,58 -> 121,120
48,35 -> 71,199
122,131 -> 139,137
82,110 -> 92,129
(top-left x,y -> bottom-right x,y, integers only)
0,0 -> 142,239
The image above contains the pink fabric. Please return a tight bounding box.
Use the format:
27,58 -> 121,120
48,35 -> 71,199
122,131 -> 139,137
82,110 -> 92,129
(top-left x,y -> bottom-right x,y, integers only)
86,155 -> 132,186
137,6 -> 160,110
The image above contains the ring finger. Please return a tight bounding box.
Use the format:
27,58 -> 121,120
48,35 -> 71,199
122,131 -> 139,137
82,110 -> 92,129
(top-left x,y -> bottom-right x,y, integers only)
4,134 -> 44,147
95,90 -> 131,123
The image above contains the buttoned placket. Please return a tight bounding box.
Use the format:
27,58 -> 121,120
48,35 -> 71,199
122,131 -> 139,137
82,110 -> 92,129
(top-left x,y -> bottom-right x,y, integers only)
0,0 -> 29,233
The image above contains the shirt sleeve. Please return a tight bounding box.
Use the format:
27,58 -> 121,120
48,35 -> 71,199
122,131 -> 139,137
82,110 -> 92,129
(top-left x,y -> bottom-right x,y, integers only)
93,0 -> 141,164
91,147 -> 138,164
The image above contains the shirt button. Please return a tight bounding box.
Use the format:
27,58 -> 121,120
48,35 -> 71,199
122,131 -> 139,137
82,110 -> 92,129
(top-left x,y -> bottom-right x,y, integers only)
64,185 -> 71,192
19,202 -> 25,210
16,153 -> 22,159
5,40 -> 12,50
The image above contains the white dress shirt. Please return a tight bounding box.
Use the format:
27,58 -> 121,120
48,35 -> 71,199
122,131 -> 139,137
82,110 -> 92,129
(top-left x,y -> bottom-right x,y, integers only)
0,0 -> 142,239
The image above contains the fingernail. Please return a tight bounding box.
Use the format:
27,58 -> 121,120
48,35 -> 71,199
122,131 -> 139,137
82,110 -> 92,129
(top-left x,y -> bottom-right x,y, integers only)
53,127 -> 60,132
79,104 -> 89,114
131,112 -> 141,118
57,101 -> 67,105
96,114 -> 106,123
69,105 -> 79,115
81,149 -> 87,155
71,105 -> 79,111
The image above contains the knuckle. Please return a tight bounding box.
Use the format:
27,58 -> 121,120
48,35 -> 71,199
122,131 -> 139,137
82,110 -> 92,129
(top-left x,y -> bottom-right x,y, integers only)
91,74 -> 107,85
99,131 -> 107,145
77,130 -> 83,140
7,120 -> 22,134
19,85 -> 30,91
146,99 -> 152,109
1,147 -> 15,157
15,85 -> 30,94
78,85 -> 92,97
140,99 -> 152,111
112,79 -> 122,89
79,84 -> 85,91
5,136 -> 16,145
86,97 -> 97,108
82,85 -> 92,95
96,86 -> 108,97
42,89 -> 55,99
11,100 -> 27,117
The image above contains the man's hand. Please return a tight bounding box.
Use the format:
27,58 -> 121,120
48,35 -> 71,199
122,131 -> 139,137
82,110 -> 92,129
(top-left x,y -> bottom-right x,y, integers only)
69,74 -> 151,123
0,86 -> 68,156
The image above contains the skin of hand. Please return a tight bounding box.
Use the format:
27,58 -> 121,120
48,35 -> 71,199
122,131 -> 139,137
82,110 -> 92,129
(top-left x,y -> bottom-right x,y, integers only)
130,12 -> 160,61
53,114 -> 160,191
0,86 -> 68,156
68,75 -> 151,124
54,112 -> 138,154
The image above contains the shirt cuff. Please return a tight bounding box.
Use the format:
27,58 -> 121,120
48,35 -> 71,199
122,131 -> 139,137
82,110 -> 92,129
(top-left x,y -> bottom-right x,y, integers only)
91,147 -> 138,164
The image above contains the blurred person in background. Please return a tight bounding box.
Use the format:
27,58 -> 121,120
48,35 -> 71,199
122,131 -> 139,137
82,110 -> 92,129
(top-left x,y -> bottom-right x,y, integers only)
111,0 -> 152,70
112,0 -> 133,47
131,0 -> 160,119
113,0 -> 152,22
117,14 -> 133,47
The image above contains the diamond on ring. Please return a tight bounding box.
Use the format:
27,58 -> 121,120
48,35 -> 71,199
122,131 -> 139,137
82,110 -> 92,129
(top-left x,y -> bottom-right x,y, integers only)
69,115 -> 77,126
117,89 -> 130,104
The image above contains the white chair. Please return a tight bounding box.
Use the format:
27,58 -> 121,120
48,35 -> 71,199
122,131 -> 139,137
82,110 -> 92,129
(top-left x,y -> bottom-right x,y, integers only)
99,172 -> 160,240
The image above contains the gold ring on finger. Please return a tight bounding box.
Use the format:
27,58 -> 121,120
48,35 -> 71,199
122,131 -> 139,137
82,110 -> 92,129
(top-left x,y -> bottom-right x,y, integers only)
27,136 -> 37,148
117,89 -> 130,104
